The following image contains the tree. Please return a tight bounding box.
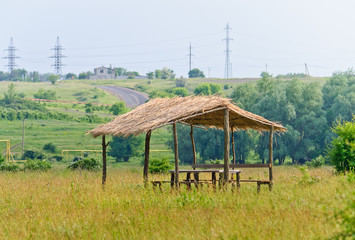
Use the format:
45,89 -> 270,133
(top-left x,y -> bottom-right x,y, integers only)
49,74 -> 59,84
66,73 -> 77,79
175,77 -> 187,87
109,135 -> 144,162
154,68 -> 175,79
3,83 -> 18,104
146,72 -> 154,79
188,68 -> 205,78
115,67 -> 127,76
328,117 -> 355,172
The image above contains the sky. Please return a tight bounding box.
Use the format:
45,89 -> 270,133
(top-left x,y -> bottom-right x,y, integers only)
1,0 -> 355,78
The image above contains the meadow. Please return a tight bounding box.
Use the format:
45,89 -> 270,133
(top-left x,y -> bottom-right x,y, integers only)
0,166 -> 351,239
0,76 -> 353,239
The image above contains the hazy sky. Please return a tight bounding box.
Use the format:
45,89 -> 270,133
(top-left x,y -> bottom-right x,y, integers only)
1,0 -> 355,78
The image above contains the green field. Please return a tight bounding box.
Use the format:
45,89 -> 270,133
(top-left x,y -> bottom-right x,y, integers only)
0,166 -> 352,239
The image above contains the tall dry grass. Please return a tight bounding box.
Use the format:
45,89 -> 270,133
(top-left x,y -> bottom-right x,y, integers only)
0,166 -> 351,239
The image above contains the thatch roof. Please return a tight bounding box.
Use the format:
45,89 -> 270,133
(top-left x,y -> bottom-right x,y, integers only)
88,96 -> 287,137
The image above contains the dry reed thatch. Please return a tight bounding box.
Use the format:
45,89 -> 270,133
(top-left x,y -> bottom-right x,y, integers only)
88,96 -> 287,137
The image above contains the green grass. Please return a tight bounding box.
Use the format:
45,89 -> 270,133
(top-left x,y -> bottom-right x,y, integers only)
0,166 -> 351,239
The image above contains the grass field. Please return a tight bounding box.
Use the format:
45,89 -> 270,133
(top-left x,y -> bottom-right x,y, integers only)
0,166 -> 351,239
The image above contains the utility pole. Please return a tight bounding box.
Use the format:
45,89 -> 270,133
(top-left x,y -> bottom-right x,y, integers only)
208,67 -> 211,78
49,36 -> 66,75
187,42 -> 194,76
223,23 -> 233,79
3,37 -> 19,73
265,63 -> 268,73
305,63 -> 310,77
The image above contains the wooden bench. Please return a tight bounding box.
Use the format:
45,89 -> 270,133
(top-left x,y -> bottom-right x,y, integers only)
192,164 -> 273,193
151,169 -> 242,191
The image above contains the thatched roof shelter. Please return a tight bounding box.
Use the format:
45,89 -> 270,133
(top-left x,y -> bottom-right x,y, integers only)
88,96 -> 286,188
88,96 -> 286,137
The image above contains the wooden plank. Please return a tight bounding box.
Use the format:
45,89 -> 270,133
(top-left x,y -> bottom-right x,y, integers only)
143,130 -> 152,185
192,163 -> 269,168
223,108 -> 230,184
169,169 -> 224,173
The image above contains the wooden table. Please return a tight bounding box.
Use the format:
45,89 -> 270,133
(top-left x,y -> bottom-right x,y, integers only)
169,169 -> 242,189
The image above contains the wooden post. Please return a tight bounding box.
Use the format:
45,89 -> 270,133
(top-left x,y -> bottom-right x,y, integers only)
269,125 -> 274,182
223,108 -> 230,185
231,126 -> 236,166
102,135 -> 107,186
143,130 -> 152,185
190,126 -> 197,169
173,123 -> 179,189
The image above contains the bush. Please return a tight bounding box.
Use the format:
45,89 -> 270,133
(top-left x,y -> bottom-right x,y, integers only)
23,160 -> 52,171
305,155 -> 325,168
22,149 -> 45,160
298,167 -> 320,185
328,117 -> 355,172
50,155 -> 63,162
149,158 -> 172,174
33,89 -> 57,100
0,163 -> 21,172
43,143 -> 57,153
68,158 -> 101,171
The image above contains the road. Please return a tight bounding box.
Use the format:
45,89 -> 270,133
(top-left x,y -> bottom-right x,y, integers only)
97,85 -> 149,107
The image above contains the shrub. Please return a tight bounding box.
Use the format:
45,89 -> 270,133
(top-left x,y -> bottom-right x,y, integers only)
149,158 -> 172,174
0,163 -> 21,172
328,117 -> 355,172
0,154 -> 5,164
298,167 -> 320,185
68,157 -> 101,171
43,143 -> 57,153
22,149 -> 45,160
175,78 -> 187,87
305,155 -> 325,168
34,89 -> 57,100
50,155 -> 63,162
23,160 -> 52,171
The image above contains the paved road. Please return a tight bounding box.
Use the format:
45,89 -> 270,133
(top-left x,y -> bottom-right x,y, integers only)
97,85 -> 149,107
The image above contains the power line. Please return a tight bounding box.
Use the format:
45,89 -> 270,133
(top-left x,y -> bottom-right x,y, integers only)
223,23 -> 233,78
3,37 -> 19,72
49,36 -> 66,75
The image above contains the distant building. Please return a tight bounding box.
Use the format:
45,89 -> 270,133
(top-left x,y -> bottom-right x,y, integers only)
89,66 -> 116,80
89,66 -> 147,80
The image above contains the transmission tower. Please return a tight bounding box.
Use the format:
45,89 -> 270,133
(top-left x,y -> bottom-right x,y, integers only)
50,36 -> 65,75
223,23 -> 233,78
3,38 -> 19,72
187,42 -> 194,75
305,62 -> 310,76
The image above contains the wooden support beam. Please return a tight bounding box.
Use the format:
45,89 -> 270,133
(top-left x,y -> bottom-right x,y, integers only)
231,126 -> 236,166
192,163 -> 269,169
190,126 -> 197,170
173,123 -> 179,189
102,135 -> 109,186
223,108 -> 230,184
143,130 -> 152,185
269,125 -> 274,182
